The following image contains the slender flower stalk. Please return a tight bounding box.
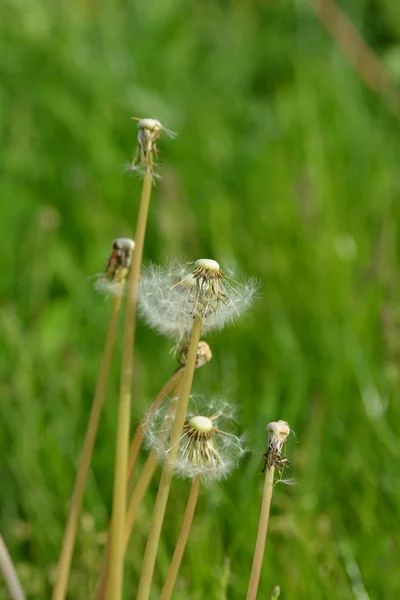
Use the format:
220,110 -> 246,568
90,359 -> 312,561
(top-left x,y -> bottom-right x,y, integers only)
94,453 -> 160,600
136,315 -> 202,600
0,533 -> 25,600
95,340 -> 212,600
52,238 -> 134,600
160,476 -> 200,600
94,376 -> 184,600
246,421 -> 291,600
106,119 -> 172,600
146,400 -> 246,600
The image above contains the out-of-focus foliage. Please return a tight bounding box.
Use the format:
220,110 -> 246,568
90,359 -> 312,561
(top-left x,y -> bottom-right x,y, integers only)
1,0 -> 400,598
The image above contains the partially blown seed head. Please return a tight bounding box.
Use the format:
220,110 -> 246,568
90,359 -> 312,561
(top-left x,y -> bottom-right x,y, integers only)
146,399 -> 246,481
138,259 -> 258,342
94,237 -> 135,297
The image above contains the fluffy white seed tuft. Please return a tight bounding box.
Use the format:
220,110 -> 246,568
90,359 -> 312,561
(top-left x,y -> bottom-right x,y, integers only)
145,398 -> 246,481
138,259 -> 259,342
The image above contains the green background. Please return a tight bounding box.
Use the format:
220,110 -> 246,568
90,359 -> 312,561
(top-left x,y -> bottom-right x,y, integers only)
1,0 -> 400,598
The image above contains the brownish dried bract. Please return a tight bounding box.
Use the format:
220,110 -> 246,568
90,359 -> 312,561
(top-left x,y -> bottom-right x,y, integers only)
179,340 -> 213,370
261,420 -> 291,475
106,238 -> 135,280
95,238 -> 135,297
105,238 -> 135,280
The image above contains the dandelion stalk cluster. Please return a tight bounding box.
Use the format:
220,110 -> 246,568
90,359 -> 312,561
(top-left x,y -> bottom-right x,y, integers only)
43,114 -> 296,600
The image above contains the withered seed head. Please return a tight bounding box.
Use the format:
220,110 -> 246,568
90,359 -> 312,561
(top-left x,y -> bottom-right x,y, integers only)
262,420 -> 291,474
94,237 -> 135,297
128,117 -> 176,175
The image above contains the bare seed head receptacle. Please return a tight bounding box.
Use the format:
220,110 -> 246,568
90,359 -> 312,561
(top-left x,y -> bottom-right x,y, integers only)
127,117 -> 176,176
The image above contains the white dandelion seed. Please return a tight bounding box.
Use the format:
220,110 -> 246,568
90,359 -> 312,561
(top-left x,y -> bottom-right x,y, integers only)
94,237 -> 135,298
138,258 -> 259,342
145,398 -> 247,481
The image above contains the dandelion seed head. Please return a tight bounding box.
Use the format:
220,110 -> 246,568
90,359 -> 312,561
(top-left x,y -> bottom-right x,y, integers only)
94,237 -> 135,298
138,259 -> 258,341
145,398 -> 246,481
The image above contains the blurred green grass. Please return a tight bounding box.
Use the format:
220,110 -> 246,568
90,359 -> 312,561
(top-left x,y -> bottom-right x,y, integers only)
1,0 -> 400,598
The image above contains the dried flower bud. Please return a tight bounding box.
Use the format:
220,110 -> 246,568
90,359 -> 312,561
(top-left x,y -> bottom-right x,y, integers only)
146,399 -> 246,481
94,238 -> 135,297
262,421 -> 291,474
179,340 -> 213,369
128,117 -> 176,175
138,258 -> 259,341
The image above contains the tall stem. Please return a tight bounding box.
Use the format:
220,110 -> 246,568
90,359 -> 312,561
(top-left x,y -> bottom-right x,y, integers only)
106,170 -> 153,600
136,315 -> 202,600
0,534 -> 25,600
160,476 -> 200,600
52,296 -> 121,600
246,466 -> 275,600
94,453 -> 158,600
94,371 -> 183,600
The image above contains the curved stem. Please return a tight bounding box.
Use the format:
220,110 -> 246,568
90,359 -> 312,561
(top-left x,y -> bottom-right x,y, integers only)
136,315 -> 202,600
127,369 -> 183,483
246,466 -> 275,600
0,533 -> 26,600
52,296 -> 121,600
106,170 -> 153,600
160,476 -> 200,600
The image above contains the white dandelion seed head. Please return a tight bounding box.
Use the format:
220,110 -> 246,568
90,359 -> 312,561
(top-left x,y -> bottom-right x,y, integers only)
138,259 -> 259,341
145,397 -> 246,481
